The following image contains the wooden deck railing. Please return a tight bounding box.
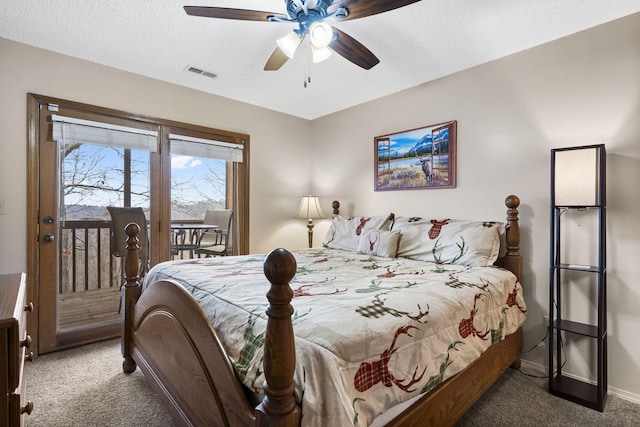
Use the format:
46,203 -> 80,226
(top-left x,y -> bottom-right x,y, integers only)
59,219 -> 199,295
60,220 -> 118,294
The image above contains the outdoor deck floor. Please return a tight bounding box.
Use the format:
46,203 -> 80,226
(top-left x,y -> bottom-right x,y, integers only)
58,287 -> 121,330
57,253 -> 195,330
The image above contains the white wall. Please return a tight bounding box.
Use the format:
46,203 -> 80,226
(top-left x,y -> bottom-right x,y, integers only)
309,13 -> 640,398
0,37 -> 315,271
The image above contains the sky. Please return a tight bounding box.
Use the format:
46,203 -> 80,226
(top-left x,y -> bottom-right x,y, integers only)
378,124 -> 451,158
378,127 -> 433,158
62,144 -> 226,209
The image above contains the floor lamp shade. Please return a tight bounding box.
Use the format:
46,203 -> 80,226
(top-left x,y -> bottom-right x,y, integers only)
552,145 -> 605,207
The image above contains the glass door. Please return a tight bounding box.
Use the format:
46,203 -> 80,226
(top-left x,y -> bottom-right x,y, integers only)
29,94 -> 249,355
167,130 -> 243,259
38,104 -> 157,353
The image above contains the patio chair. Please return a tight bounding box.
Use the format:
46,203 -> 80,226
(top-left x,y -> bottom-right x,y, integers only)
107,206 -> 149,275
195,209 -> 233,257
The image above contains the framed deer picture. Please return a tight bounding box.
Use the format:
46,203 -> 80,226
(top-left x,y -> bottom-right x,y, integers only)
374,120 -> 457,191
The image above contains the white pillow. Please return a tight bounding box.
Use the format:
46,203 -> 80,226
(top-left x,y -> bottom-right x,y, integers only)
357,229 -> 401,258
393,217 -> 501,267
323,213 -> 394,252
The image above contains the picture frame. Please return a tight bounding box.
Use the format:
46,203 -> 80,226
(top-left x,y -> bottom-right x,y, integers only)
374,120 -> 457,191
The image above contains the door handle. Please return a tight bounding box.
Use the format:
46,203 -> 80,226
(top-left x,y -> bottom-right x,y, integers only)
43,234 -> 55,242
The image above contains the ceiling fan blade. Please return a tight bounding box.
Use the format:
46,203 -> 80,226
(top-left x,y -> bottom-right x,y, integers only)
184,6 -> 288,22
264,47 -> 290,71
330,27 -> 379,70
329,0 -> 421,21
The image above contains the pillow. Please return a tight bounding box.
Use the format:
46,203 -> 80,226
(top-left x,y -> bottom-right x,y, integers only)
393,217 -> 501,267
498,222 -> 508,258
357,229 -> 401,258
323,213 -> 394,252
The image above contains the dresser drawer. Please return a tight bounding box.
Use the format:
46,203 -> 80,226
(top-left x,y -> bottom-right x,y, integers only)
1,273 -> 32,427
9,364 -> 32,427
6,274 -> 29,391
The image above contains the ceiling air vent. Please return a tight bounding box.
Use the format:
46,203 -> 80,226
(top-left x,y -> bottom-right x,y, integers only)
185,65 -> 217,79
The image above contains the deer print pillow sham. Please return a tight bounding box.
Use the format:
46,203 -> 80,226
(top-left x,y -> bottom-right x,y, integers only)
393,218 -> 501,267
357,229 -> 401,258
323,213 -> 395,252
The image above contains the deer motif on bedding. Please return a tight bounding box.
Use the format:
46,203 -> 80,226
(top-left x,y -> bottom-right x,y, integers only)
292,283 -> 347,298
354,325 -> 427,393
367,231 -> 380,251
444,273 -> 491,290
234,313 -> 265,379
431,236 -> 468,264
355,279 -> 415,294
490,307 -> 509,345
355,218 -> 372,236
506,285 -> 527,314
356,291 -> 429,323
377,267 -> 425,279
458,293 -> 491,340
428,219 -> 450,239
420,340 -> 464,393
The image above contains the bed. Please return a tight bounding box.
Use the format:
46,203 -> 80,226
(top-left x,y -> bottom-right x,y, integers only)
121,195 -> 525,427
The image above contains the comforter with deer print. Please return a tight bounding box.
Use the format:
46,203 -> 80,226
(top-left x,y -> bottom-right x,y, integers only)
144,248 -> 526,427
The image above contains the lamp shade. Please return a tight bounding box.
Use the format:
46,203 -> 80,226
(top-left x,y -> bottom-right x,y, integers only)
309,22 -> 333,48
294,196 -> 326,220
552,145 -> 605,207
277,31 -> 302,58
312,45 -> 332,63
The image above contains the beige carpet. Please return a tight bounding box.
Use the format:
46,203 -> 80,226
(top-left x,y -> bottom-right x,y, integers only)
456,366 -> 640,427
25,339 -> 174,426
25,338 -> 640,426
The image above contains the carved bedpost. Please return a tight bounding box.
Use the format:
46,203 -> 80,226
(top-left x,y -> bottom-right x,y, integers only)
121,222 -> 142,374
503,195 -> 522,284
332,200 -> 340,217
255,248 -> 301,427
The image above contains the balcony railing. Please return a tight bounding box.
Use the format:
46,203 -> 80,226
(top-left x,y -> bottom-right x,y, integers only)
57,219 -> 204,331
60,219 -> 200,294
60,220 -> 117,294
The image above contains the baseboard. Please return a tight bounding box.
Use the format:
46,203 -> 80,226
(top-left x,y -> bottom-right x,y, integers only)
519,359 -> 640,406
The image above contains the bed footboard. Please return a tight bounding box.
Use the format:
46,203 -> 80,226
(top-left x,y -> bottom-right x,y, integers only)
121,223 -> 256,426
255,248 -> 302,426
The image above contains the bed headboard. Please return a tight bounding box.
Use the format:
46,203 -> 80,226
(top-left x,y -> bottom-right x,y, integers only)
495,195 -> 522,283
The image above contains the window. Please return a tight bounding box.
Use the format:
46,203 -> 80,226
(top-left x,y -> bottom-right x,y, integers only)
168,133 -> 243,221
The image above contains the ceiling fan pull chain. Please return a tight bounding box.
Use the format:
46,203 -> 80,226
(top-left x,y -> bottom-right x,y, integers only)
304,37 -> 311,88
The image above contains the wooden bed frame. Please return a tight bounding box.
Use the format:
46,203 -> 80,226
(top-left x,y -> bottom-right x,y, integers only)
121,195 -> 523,427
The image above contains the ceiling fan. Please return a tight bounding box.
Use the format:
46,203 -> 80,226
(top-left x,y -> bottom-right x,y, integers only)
184,0 -> 422,71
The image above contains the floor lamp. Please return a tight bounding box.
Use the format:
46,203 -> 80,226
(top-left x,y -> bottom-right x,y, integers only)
294,195 -> 326,248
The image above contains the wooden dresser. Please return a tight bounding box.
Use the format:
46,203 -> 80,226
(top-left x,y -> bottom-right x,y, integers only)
1,273 -> 33,426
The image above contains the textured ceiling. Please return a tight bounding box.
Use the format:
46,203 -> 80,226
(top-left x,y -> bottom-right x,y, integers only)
1,1 -> 639,119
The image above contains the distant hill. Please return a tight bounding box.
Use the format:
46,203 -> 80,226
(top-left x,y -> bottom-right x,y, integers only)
65,205 -> 110,220
64,202 -> 225,221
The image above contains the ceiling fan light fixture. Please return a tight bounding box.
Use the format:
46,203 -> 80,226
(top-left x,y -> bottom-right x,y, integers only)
276,31 -> 302,58
309,22 -> 333,48
312,45 -> 332,63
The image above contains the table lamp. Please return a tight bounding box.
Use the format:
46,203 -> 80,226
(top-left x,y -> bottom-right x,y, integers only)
294,195 -> 326,248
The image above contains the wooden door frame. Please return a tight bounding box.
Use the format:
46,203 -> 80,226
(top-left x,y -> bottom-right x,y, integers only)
27,93 -> 250,356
